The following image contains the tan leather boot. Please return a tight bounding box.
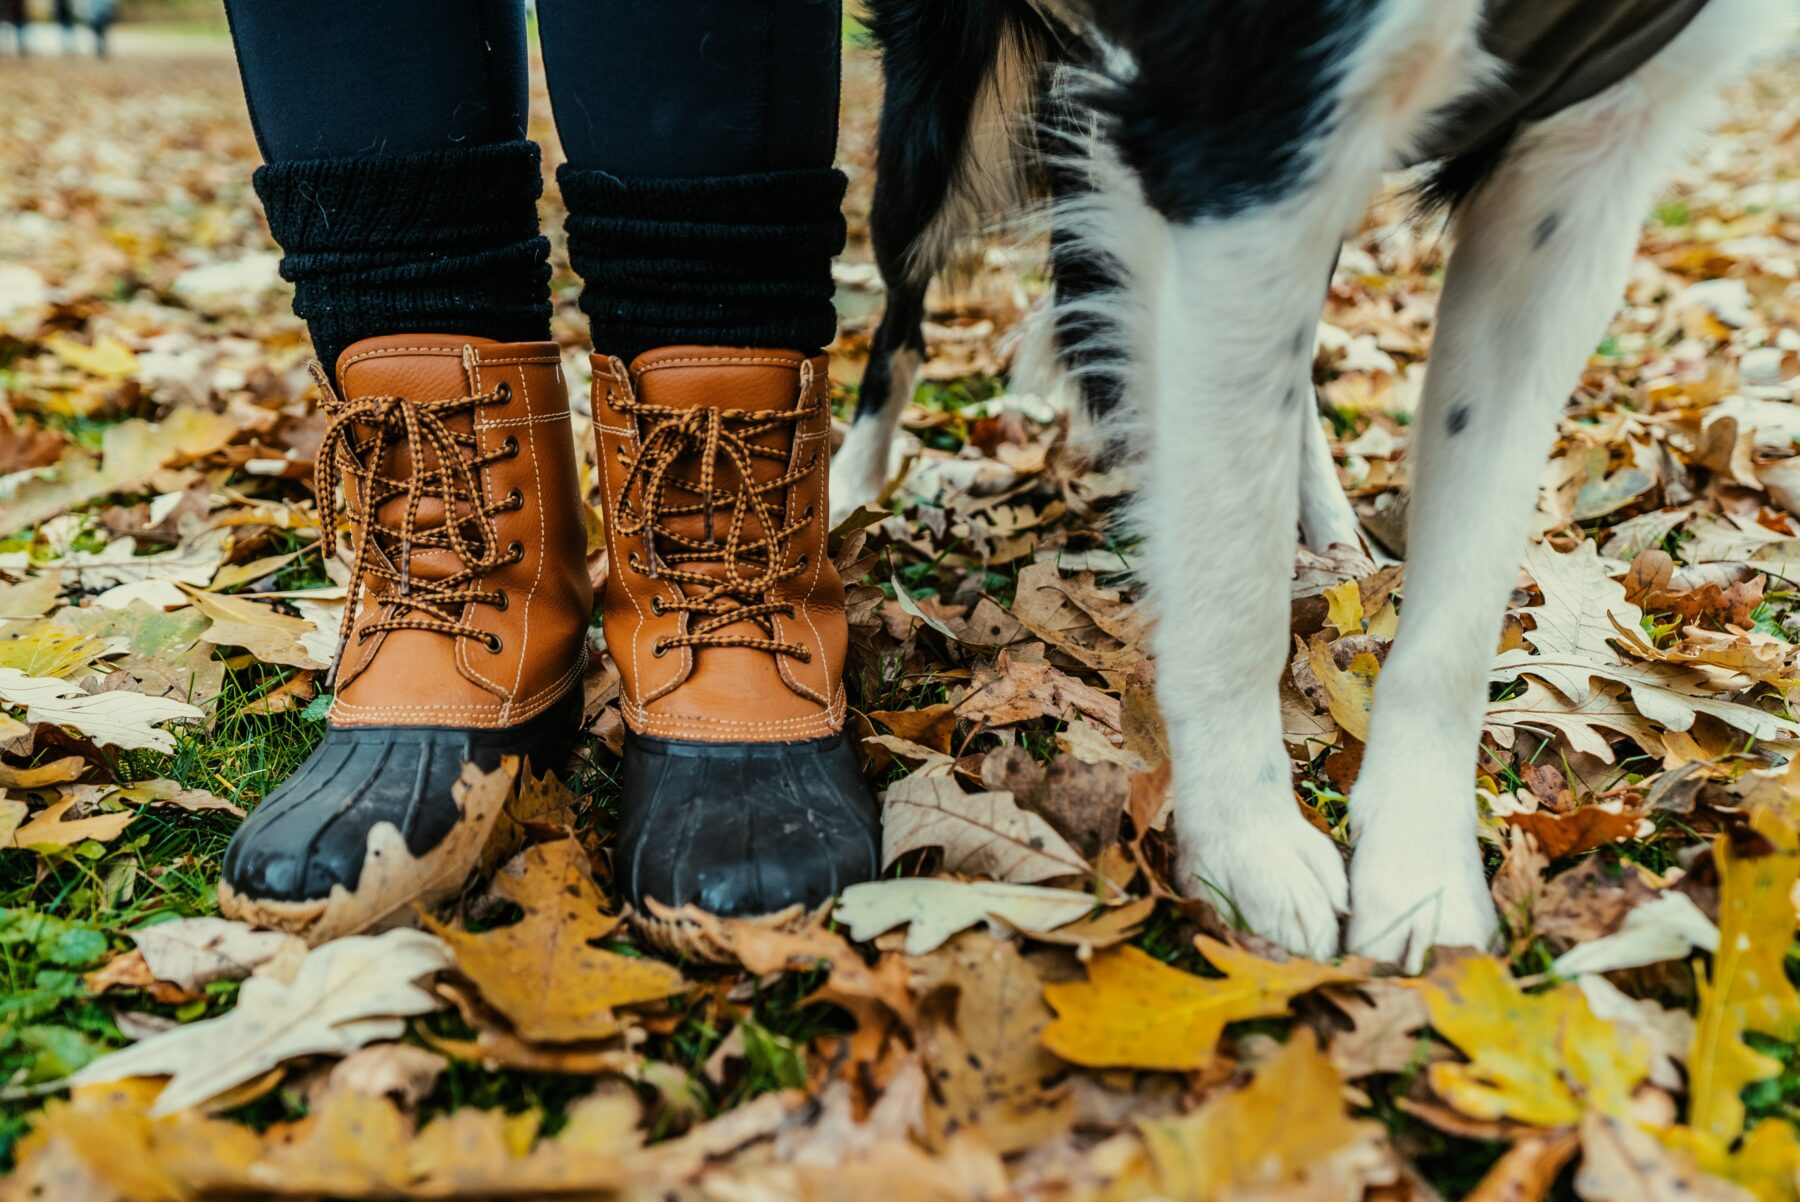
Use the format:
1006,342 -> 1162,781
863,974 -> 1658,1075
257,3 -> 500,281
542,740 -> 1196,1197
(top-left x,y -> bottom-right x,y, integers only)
592,347 -> 880,940
221,335 -> 591,940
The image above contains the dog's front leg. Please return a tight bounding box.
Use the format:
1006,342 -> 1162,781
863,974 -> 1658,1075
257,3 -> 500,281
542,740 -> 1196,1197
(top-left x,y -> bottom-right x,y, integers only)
1142,217 -> 1349,958
1347,0 -> 1778,971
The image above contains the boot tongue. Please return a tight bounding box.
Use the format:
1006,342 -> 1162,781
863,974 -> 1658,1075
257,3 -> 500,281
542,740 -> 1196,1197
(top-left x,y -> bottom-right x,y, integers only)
625,347 -> 811,602
330,335 -> 501,590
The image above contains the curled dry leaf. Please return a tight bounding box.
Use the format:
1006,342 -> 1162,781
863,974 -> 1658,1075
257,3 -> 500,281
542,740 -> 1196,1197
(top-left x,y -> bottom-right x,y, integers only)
130,917 -> 305,994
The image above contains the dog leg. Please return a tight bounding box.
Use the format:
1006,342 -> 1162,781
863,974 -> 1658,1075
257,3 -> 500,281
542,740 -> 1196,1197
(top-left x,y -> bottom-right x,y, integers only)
1299,398 -> 1363,556
1086,0 -> 1487,957
1347,0 -> 1784,971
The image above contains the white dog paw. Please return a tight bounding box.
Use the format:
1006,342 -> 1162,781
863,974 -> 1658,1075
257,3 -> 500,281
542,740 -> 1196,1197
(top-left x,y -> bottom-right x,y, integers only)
1347,827 -> 1497,973
1181,813 -> 1348,961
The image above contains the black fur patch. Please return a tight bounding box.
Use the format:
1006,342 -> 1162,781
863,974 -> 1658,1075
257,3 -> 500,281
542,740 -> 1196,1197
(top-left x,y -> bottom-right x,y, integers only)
1091,0 -> 1380,221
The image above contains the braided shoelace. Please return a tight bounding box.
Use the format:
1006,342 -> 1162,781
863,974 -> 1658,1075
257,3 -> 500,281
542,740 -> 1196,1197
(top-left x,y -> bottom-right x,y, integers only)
314,373 -> 524,683
610,367 -> 821,662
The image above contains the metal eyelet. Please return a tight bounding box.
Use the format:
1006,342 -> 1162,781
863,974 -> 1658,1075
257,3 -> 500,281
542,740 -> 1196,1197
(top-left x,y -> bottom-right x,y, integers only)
484,633 -> 503,653
493,590 -> 509,612
508,540 -> 524,562
650,596 -> 665,616
651,638 -> 668,658
802,504 -> 814,522
797,553 -> 809,569
494,382 -> 511,403
501,436 -> 520,457
628,551 -> 642,572
506,487 -> 523,509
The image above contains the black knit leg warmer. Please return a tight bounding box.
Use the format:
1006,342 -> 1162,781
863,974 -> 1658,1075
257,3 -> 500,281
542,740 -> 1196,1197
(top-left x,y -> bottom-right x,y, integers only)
253,140 -> 553,372
558,167 -> 847,362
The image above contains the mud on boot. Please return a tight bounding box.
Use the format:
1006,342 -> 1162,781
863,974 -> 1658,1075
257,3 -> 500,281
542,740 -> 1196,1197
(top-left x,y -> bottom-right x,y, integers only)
591,348 -> 881,956
221,335 -> 592,941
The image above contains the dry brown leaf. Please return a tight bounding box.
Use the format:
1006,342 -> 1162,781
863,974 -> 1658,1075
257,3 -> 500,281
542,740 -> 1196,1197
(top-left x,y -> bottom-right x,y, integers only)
908,930 -> 1075,1154
880,771 -> 1091,884
425,839 -> 685,1043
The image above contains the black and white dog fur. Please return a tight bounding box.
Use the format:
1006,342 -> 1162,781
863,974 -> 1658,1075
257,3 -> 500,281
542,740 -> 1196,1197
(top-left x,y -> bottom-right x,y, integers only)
836,0 -> 1790,969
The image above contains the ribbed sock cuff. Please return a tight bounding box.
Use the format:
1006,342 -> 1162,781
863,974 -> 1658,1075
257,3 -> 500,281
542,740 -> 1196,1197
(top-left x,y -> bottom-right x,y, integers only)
254,140 -> 553,371
558,166 -> 847,362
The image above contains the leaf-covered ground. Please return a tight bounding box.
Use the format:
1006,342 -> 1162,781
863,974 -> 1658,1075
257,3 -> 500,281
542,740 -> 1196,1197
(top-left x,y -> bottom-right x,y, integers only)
3,24 -> 1800,1202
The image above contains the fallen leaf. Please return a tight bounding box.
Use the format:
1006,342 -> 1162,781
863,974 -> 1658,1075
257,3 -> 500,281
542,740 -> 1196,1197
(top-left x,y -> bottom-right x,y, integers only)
909,931 -> 1075,1153
1136,1031 -> 1398,1200
131,917 -> 305,994
1421,956 -> 1650,1126
1549,892 -> 1719,977
1687,826 -> 1800,1152
1041,940 -> 1359,1071
69,928 -> 452,1115
1505,806 -> 1645,859
1576,1112 -> 1752,1202
0,667 -> 202,752
177,583 -> 329,670
836,877 -> 1096,954
881,772 -> 1090,884
10,795 -> 134,851
424,839 -> 686,1043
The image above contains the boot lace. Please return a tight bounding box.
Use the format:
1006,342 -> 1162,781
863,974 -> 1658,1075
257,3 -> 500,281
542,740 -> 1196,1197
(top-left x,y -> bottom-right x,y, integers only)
611,368 -> 821,662
314,371 -> 524,681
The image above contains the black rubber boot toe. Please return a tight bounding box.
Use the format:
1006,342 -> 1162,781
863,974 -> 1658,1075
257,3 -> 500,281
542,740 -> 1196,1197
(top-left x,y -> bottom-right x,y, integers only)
221,692 -> 579,916
617,730 -> 881,918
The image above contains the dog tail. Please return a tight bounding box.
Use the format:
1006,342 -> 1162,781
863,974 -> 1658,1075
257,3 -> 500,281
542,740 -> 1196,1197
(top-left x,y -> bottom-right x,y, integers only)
848,0 -> 1064,426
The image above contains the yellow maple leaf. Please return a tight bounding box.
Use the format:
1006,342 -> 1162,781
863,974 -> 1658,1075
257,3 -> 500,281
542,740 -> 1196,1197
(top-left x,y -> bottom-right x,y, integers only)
1689,823 -> 1800,1150
1421,956 -> 1650,1126
423,839 -> 686,1043
1040,939 -> 1359,1071
1137,1030 -> 1395,1200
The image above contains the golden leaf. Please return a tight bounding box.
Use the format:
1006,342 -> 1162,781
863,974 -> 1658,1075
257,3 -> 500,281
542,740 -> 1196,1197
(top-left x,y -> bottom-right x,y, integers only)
1421,956 -> 1650,1127
425,839 -> 686,1043
1688,827 -> 1800,1149
1323,578 -> 1365,638
10,794 -> 134,851
1306,634 -> 1380,742
1041,939 -> 1359,1071
1137,1031 -> 1396,1201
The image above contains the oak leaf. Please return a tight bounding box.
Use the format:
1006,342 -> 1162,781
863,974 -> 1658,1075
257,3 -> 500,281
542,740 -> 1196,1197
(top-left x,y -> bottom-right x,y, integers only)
425,839 -> 685,1043
836,877 -> 1096,955
0,667 -> 202,753
1687,825 -> 1800,1152
1041,940 -> 1359,1070
881,772 -> 1090,884
69,928 -> 452,1115
1490,541 -> 1800,743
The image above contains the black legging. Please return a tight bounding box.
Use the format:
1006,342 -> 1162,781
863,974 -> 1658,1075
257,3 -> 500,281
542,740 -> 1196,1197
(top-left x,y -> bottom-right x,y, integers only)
223,0 -> 846,367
